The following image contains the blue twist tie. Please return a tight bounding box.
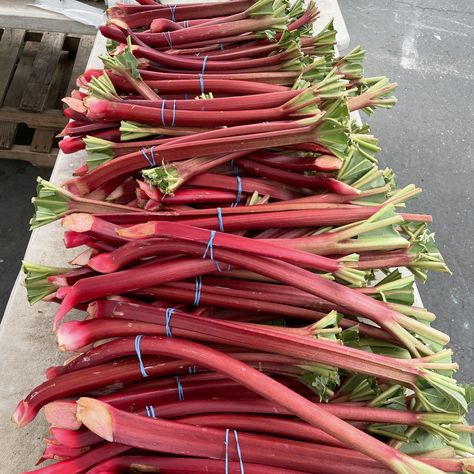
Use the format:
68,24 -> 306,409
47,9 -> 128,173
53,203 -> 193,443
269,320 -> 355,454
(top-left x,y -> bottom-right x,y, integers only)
165,307 -> 175,337
202,230 -> 222,272
171,99 -> 177,128
134,335 -> 149,378
217,207 -> 225,232
161,99 -> 167,126
168,4 -> 177,22
145,405 -> 156,418
193,275 -> 202,306
175,375 -> 184,401
225,429 -> 245,474
164,31 -> 173,49
141,147 -> 156,167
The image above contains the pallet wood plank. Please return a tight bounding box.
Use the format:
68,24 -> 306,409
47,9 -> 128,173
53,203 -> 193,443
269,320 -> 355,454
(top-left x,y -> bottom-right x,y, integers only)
0,107 -> 67,129
0,145 -> 57,167
20,32 -> 66,112
66,35 -> 95,97
0,42 -> 39,149
31,50 -> 69,154
0,28 -> 26,105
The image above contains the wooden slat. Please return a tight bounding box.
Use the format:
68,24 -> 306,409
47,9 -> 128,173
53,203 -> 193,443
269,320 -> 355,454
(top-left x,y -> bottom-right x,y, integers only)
31,50 -> 69,154
0,108 -> 67,129
0,42 -> 39,149
0,145 -> 57,167
66,35 -> 95,97
20,32 -> 66,112
24,31 -> 82,52
0,29 -> 26,105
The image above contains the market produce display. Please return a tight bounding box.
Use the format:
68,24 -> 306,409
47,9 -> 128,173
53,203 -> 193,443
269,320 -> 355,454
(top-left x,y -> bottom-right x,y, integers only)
14,0 -> 473,472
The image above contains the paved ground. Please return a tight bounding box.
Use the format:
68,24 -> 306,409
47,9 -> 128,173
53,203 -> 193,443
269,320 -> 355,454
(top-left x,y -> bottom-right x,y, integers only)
0,161 -> 50,314
0,1 -> 473,382
339,0 -> 474,380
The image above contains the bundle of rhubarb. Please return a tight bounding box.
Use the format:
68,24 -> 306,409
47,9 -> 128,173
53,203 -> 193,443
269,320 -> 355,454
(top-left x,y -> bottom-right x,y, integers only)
14,1 -> 473,473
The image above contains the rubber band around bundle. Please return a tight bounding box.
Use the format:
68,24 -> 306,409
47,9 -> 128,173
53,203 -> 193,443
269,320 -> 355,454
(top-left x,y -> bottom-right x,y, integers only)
134,335 -> 149,378
193,275 -> 202,306
164,31 -> 173,49
165,307 -> 175,337
188,364 -> 197,375
225,429 -> 245,474
175,375 -> 184,400
183,19 -> 189,28
217,207 -> 225,232
203,230 -> 222,272
230,161 -> 242,207
145,405 -> 157,418
168,4 -> 177,22
141,147 -> 156,167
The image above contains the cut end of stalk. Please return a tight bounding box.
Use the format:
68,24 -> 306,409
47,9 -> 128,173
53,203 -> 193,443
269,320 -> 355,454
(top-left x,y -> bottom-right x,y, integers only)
313,154 -> 343,171
45,401 -> 81,430
76,397 -> 114,442
61,213 -> 95,233
62,97 -> 87,114
56,320 -> 87,351
30,178 -> 71,229
12,400 -> 35,428
88,253 -> 117,274
117,222 -> 153,239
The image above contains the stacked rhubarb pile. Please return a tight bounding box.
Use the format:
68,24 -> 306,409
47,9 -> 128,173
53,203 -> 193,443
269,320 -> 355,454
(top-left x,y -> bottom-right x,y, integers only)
14,1 -> 473,473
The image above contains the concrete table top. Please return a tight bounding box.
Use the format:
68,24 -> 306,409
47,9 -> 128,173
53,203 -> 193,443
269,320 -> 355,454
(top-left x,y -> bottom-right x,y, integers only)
0,2 -> 379,472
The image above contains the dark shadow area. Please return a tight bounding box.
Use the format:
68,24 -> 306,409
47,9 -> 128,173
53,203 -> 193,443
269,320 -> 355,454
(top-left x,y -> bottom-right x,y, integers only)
0,159 -> 51,317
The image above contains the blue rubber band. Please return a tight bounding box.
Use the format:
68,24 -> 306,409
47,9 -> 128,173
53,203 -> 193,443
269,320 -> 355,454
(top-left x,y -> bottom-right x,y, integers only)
195,52 -> 201,57
165,307 -> 175,337
202,230 -> 222,272
141,147 -> 156,167
171,99 -> 177,128
219,43 -> 225,50
193,275 -> 202,306
184,92 -> 188,100
225,429 -> 244,474
184,20 -> 189,28
230,161 -> 242,207
134,335 -> 149,378
164,31 -> 173,49
232,176 -> 242,207
199,74 -> 205,94
145,405 -> 157,418
175,375 -> 184,401
234,430 -> 244,473
168,4 -> 177,22
217,207 -> 225,232
201,55 -> 208,74
161,99 -> 166,126
188,364 -> 197,375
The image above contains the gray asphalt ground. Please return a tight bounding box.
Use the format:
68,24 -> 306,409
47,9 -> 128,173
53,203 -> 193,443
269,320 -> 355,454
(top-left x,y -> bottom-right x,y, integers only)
0,1 -> 473,382
339,0 -> 474,380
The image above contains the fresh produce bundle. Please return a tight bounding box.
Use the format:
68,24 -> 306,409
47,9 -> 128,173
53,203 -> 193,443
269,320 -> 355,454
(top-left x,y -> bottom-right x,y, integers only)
14,0 -> 473,473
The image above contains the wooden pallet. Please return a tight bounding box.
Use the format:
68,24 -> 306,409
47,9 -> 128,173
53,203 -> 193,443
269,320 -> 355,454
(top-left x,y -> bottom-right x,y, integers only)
0,29 -> 95,167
